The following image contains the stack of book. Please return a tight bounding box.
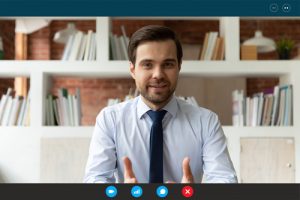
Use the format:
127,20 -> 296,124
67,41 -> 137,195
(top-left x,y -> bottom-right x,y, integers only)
109,25 -> 129,60
61,30 -> 97,61
232,84 -> 293,126
0,87 -> 30,126
199,32 -> 225,60
45,88 -> 81,126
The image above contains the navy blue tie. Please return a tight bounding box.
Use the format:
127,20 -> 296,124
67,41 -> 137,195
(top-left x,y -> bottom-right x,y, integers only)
147,110 -> 167,183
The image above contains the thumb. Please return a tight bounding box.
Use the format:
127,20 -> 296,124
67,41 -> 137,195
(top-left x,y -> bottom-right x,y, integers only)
123,157 -> 136,180
181,157 -> 194,183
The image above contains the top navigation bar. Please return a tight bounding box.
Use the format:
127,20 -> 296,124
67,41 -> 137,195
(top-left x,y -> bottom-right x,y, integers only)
0,0 -> 299,16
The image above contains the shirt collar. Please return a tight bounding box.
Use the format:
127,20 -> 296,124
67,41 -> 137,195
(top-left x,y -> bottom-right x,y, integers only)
137,94 -> 178,119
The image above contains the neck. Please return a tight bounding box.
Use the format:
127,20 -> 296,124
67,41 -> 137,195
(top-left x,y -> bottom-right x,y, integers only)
141,95 -> 173,111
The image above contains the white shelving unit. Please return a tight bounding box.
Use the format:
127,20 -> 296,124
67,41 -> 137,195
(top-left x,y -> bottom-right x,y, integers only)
0,17 -> 299,183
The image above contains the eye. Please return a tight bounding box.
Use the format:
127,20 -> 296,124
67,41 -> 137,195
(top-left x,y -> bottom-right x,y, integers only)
141,62 -> 153,69
163,62 -> 175,68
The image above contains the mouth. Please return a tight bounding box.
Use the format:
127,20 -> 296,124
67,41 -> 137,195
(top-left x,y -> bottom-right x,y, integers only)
147,83 -> 168,92
148,84 -> 167,88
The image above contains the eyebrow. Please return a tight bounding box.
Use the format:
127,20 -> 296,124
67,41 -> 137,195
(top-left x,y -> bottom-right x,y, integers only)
139,58 -> 177,63
163,59 -> 177,62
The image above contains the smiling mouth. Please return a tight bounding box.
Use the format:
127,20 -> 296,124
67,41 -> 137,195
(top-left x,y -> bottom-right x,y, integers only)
148,84 -> 167,88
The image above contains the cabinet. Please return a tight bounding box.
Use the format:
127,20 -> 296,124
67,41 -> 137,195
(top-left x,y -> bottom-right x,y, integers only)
0,17 -> 299,183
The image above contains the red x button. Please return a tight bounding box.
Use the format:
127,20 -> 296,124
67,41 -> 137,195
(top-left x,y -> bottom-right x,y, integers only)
181,186 -> 194,198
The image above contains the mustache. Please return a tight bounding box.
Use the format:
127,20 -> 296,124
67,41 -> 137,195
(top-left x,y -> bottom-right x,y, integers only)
147,79 -> 169,86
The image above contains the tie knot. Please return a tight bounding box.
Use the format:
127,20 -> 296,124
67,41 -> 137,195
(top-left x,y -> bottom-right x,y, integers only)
147,110 -> 167,122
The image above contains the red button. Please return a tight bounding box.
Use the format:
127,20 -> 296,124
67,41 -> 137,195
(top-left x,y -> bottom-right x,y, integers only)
181,186 -> 194,198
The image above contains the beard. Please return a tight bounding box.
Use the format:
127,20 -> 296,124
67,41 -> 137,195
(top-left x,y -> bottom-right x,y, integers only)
139,79 -> 176,104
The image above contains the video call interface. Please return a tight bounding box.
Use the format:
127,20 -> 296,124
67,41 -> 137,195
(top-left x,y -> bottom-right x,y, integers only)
0,0 -> 300,199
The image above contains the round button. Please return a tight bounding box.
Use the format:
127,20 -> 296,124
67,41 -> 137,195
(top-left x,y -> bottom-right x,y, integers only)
282,3 -> 291,12
131,186 -> 143,198
269,3 -> 279,12
182,186 -> 194,198
156,186 -> 168,198
105,186 -> 118,198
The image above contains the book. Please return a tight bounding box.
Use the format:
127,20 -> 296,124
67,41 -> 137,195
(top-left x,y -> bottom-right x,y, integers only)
84,30 -> 93,61
69,31 -> 84,61
211,37 -> 221,60
271,85 -> 279,126
217,37 -> 225,60
2,96 -> 13,126
0,87 -> 12,124
61,34 -> 74,60
204,32 -> 218,60
9,96 -> 23,126
200,32 -> 209,60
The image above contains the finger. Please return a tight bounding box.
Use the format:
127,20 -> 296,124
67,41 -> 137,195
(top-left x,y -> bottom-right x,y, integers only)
182,157 -> 192,177
182,157 -> 194,183
123,157 -> 135,179
126,177 -> 138,183
166,181 -> 176,184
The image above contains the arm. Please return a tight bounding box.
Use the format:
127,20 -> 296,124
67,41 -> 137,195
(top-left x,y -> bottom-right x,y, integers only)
83,108 -> 117,183
202,112 -> 238,183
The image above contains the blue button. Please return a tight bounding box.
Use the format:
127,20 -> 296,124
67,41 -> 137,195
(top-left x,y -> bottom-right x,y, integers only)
105,186 -> 117,198
131,185 -> 143,198
156,186 -> 168,198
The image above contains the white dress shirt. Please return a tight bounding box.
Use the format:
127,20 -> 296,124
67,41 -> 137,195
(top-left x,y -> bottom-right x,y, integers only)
84,95 -> 237,183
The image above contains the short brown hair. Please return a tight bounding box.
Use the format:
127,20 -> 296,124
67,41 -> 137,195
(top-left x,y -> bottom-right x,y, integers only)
128,25 -> 183,65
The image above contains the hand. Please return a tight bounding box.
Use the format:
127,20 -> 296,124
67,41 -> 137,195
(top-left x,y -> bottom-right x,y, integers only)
167,157 -> 195,183
123,157 -> 138,183
181,157 -> 194,183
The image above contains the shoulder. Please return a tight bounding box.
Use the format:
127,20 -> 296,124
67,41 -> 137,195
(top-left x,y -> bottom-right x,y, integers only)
96,97 -> 138,121
176,97 -> 217,119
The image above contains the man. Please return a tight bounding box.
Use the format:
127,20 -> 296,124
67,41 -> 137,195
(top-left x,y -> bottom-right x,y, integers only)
84,25 -> 237,183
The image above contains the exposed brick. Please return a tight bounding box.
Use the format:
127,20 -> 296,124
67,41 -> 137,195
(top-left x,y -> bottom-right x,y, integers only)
51,77 -> 135,125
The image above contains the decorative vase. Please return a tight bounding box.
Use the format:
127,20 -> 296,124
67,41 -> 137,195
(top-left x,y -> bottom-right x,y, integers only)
278,48 -> 290,60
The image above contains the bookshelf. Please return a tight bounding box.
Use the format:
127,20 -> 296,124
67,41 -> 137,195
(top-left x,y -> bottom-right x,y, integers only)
0,17 -> 299,183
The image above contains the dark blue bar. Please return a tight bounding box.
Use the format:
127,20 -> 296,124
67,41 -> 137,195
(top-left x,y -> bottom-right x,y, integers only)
0,184 -> 299,200
0,0 -> 299,16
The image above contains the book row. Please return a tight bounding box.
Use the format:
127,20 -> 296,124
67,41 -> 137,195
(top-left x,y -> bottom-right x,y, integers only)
61,30 -> 97,61
232,85 -> 293,127
0,88 -> 30,126
45,88 -> 81,126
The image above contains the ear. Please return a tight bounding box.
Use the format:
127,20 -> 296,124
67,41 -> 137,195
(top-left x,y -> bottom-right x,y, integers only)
178,61 -> 182,72
130,62 -> 136,79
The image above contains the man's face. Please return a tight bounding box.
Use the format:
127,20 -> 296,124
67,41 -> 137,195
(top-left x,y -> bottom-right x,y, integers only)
130,40 -> 181,108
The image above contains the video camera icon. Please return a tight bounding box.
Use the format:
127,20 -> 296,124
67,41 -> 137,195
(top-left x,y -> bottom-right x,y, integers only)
105,186 -> 117,198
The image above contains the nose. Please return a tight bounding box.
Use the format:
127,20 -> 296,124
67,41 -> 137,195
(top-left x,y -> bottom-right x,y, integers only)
152,66 -> 165,79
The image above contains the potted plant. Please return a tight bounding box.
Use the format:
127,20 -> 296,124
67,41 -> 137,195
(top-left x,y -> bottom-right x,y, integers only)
276,38 -> 295,60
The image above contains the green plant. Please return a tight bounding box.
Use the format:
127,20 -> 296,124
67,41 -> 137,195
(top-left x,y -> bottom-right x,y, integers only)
276,38 -> 295,59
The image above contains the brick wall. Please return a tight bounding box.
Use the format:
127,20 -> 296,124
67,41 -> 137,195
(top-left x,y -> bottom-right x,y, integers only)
0,20 -> 15,60
28,26 -> 51,60
50,77 -> 135,125
0,78 -> 14,97
246,77 -> 279,97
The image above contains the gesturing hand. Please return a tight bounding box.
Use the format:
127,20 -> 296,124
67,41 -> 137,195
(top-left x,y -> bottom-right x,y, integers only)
166,157 -> 195,183
123,157 -> 138,183
181,157 -> 194,183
